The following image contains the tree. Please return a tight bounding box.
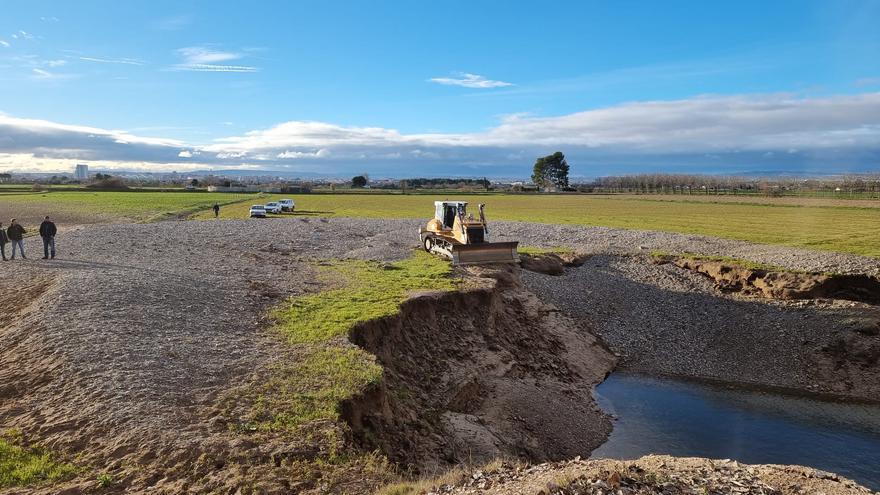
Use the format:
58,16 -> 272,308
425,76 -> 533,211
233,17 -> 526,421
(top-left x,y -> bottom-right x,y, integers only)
351,175 -> 368,188
190,178 -> 199,187
531,152 -> 569,190
0,173 -> 11,183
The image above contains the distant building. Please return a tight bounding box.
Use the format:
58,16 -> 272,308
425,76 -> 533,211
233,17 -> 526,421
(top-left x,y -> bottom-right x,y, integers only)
74,164 -> 89,180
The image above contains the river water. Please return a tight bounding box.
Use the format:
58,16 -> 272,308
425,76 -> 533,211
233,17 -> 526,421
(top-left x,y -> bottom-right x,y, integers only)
592,373 -> 880,491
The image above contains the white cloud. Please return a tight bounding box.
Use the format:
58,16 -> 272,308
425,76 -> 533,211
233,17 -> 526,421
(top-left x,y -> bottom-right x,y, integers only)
40,16 -> 60,22
2,92 -> 880,174
80,56 -> 145,66
11,30 -> 34,40
171,46 -> 258,72
45,59 -> 67,67
0,40 -> 9,48
177,46 -> 239,64
429,72 -> 513,89
170,64 -> 258,73
32,68 -> 57,79
277,149 -> 330,159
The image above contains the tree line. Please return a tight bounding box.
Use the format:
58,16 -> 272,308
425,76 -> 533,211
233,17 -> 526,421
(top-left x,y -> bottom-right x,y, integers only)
575,173 -> 880,196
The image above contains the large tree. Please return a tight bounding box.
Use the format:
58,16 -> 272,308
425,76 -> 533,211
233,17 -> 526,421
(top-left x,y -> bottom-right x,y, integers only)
351,175 -> 368,188
531,151 -> 570,190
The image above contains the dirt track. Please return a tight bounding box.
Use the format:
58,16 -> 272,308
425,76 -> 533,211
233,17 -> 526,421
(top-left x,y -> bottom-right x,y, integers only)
1,217 -> 879,492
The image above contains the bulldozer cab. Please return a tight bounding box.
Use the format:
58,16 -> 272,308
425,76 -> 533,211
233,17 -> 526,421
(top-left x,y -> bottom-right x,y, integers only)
435,201 -> 467,230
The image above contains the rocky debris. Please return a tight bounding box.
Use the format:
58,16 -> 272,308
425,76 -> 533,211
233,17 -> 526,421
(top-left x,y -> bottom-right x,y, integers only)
519,252 -> 591,276
431,456 -> 875,494
656,256 -> 880,304
522,254 -> 880,402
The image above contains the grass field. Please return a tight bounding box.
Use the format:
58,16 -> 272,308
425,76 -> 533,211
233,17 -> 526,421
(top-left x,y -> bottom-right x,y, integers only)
2,189 -> 878,257
196,193 -> 880,258
0,190 -> 253,225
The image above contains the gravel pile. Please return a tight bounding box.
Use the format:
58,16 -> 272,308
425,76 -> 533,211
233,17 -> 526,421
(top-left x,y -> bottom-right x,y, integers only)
435,455 -> 873,494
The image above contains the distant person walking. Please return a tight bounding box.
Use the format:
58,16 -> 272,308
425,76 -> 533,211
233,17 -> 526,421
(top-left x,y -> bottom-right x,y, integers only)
212,203 -> 220,218
39,216 -> 57,259
0,222 -> 8,261
7,219 -> 26,260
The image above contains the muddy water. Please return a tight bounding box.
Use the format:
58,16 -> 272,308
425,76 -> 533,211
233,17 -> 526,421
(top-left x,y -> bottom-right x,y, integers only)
592,373 -> 880,490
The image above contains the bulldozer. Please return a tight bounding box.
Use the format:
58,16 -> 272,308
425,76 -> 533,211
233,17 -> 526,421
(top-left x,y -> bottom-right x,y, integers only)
419,201 -> 519,265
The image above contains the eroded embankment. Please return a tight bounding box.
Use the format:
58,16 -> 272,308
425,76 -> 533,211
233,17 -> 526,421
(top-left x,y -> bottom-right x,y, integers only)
343,265 -> 616,474
654,255 -> 880,304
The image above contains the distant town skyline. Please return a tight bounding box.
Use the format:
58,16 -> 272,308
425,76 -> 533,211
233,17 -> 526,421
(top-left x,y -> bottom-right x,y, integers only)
1,0 -> 879,177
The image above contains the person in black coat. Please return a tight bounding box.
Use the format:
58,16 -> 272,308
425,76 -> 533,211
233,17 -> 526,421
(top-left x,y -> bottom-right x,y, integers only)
39,215 -> 57,259
7,219 -> 26,260
0,221 -> 8,261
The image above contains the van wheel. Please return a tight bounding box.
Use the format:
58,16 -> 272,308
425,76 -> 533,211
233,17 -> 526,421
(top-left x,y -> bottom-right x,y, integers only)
423,236 -> 433,252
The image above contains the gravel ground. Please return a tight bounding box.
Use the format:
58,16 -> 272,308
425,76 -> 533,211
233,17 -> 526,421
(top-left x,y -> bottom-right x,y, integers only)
1,216 -> 878,491
490,221 -> 880,275
0,217 -> 416,484
522,254 -> 880,401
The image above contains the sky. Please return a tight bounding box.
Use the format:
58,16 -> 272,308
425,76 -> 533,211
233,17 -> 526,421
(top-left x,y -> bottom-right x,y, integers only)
1,0 -> 879,178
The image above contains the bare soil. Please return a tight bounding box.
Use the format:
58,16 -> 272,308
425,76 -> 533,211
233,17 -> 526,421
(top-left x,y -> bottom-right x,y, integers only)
344,265 -> 615,473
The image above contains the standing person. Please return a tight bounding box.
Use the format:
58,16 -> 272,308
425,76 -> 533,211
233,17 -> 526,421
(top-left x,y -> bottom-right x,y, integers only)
212,203 -> 220,218
7,219 -> 26,260
0,222 -> 7,261
39,215 -> 57,259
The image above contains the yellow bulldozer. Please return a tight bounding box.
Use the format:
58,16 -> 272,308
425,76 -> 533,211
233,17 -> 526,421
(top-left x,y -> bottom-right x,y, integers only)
419,201 -> 519,265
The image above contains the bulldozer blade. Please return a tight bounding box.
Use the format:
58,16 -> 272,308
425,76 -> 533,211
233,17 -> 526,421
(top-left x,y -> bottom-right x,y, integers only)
451,242 -> 519,265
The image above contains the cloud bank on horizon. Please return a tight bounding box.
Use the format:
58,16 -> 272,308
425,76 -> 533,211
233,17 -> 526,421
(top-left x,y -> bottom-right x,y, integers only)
2,91 -> 880,177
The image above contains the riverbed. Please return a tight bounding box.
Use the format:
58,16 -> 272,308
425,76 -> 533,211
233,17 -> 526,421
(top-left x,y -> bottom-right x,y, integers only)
593,373 -> 880,491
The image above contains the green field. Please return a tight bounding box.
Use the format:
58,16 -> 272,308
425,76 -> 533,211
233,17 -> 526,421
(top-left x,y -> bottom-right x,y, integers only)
196,193 -> 880,258
0,190 -> 253,224
2,190 -> 878,257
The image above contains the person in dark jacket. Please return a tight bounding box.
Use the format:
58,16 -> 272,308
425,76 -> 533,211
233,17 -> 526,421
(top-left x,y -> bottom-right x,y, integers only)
39,215 -> 57,259
0,222 -> 8,261
7,219 -> 26,260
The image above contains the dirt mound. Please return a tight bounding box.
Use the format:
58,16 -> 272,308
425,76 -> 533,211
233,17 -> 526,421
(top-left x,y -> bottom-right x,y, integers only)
343,265 -> 616,473
657,256 -> 880,304
519,252 -> 590,276
435,455 -> 874,494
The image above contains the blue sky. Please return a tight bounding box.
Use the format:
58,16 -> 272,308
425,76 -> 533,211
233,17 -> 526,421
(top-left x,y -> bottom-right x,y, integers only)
1,0 -> 879,177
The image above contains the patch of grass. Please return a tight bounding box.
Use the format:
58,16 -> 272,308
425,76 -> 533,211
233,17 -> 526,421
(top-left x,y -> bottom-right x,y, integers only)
245,250 -> 457,432
196,193 -> 880,258
96,472 -> 114,488
272,252 -> 457,344
250,347 -> 383,431
0,436 -> 77,488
